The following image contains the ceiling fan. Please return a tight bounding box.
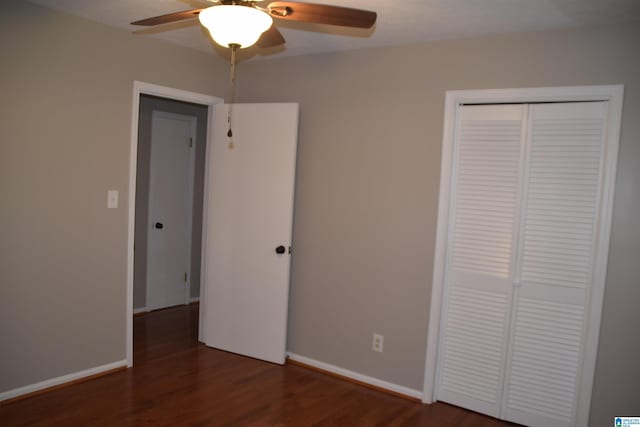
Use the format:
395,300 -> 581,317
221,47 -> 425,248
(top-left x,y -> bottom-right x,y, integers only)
131,0 -> 377,50
132,1 -> 376,141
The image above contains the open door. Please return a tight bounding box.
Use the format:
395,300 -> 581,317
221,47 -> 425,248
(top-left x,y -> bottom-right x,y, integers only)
202,103 -> 299,365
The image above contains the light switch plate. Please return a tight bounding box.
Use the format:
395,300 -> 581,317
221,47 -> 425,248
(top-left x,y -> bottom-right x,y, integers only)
107,190 -> 118,209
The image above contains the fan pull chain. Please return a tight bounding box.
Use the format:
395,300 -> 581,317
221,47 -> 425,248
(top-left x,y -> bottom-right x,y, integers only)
227,44 -> 239,149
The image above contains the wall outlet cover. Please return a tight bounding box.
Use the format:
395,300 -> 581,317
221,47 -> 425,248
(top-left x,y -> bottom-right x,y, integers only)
372,333 -> 384,352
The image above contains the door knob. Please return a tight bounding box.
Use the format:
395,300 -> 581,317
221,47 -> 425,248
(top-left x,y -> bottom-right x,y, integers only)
155,222 -> 164,229
275,245 -> 286,254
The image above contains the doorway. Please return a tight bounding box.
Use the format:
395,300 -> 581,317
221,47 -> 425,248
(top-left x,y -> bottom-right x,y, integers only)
422,85 -> 624,426
127,83 -> 299,369
126,81 -> 223,367
133,96 -> 207,313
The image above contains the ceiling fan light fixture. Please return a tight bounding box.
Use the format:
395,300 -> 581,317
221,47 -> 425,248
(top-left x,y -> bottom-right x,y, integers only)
199,5 -> 273,49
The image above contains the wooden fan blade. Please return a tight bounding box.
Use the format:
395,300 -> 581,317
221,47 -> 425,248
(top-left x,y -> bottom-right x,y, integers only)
257,26 -> 286,48
131,8 -> 204,26
267,1 -> 376,28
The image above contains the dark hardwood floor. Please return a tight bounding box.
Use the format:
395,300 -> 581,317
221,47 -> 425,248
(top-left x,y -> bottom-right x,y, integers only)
1,304 -> 518,426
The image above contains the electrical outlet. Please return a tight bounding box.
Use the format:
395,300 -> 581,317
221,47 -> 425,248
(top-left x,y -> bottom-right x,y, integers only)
372,333 -> 384,352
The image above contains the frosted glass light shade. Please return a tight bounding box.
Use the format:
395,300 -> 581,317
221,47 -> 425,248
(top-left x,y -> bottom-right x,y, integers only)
199,5 -> 273,48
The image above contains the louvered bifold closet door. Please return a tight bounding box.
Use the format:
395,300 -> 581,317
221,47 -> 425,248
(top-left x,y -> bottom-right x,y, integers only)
502,102 -> 607,427
437,105 -> 526,418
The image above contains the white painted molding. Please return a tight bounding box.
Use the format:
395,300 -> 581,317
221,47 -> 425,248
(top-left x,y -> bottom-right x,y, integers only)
574,86 -> 624,427
198,102 -> 219,344
127,81 -> 223,367
287,353 -> 422,400
190,297 -> 200,303
132,81 -> 221,106
422,91 -> 457,404
422,84 -> 624,427
0,360 -> 126,402
133,307 -> 147,315
441,84 -> 624,105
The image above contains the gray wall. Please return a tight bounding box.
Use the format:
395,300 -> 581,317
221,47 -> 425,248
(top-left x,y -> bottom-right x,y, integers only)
134,96 -> 208,310
238,25 -> 640,426
0,0 -> 227,393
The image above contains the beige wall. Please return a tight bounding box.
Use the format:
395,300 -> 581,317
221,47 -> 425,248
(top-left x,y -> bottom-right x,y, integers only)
0,0 -> 228,392
238,25 -> 640,426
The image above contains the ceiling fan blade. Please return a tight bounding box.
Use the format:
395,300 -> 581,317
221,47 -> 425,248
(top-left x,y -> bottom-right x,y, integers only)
257,25 -> 286,48
267,1 -> 376,28
131,8 -> 204,26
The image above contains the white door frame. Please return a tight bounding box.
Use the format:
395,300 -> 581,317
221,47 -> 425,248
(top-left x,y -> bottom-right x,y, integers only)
422,85 -> 624,427
146,111 -> 197,311
127,81 -> 223,367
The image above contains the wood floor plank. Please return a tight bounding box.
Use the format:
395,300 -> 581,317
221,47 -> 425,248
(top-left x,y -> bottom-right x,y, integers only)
1,304 -> 519,426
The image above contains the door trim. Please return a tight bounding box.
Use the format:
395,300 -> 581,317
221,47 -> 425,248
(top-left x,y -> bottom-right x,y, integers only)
422,85 -> 624,427
145,111 -> 197,311
127,81 -> 223,367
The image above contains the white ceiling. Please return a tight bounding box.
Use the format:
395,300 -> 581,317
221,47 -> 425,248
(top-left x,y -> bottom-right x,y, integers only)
27,0 -> 640,60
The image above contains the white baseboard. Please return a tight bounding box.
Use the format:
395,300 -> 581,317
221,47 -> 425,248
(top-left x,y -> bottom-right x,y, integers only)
286,352 -> 422,400
0,360 -> 127,402
189,297 -> 200,303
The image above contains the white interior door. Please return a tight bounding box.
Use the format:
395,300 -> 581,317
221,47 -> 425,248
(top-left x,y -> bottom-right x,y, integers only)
203,103 -> 299,365
147,111 -> 195,311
